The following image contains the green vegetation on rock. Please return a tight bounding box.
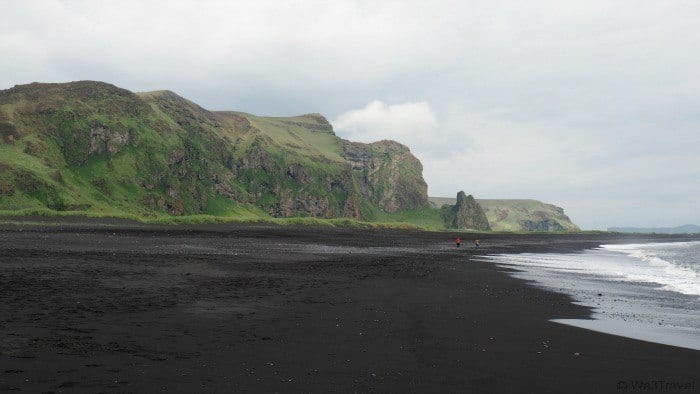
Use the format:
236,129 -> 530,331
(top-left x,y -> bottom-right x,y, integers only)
429,197 -> 579,232
0,81 -> 429,224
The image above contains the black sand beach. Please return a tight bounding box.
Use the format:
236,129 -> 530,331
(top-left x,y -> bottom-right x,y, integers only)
0,221 -> 698,393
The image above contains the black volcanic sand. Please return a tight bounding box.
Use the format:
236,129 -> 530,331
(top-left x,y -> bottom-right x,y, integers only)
0,220 -> 698,393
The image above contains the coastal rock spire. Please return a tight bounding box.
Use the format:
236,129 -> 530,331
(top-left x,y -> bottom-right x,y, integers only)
452,191 -> 491,231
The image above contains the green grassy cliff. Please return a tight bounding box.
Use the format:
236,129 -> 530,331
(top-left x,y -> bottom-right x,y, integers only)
429,197 -> 579,232
0,81 -> 428,222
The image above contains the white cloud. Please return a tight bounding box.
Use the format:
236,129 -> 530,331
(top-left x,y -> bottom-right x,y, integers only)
333,100 -> 438,148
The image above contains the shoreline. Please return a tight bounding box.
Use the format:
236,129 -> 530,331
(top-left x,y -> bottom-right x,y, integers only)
481,244 -> 700,352
0,223 -> 698,392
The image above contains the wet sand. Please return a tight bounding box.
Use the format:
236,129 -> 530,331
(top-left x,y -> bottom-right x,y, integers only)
0,220 -> 698,393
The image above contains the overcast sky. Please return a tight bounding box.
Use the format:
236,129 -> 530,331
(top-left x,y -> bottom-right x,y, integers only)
2,0 -> 699,229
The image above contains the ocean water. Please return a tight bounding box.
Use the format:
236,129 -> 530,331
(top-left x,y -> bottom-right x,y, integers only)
479,241 -> 700,350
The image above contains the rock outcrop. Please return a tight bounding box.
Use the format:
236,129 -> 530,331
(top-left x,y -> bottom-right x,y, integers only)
447,191 -> 491,230
88,126 -> 130,156
343,140 -> 428,213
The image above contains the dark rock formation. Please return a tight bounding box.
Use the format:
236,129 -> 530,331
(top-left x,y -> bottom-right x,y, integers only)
519,219 -> 565,232
449,191 -> 491,230
88,126 -> 130,156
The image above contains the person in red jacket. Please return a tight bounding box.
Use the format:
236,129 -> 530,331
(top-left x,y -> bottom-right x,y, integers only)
455,237 -> 461,247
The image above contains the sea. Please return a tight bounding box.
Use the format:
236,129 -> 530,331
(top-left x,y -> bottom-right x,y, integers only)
479,241 -> 700,350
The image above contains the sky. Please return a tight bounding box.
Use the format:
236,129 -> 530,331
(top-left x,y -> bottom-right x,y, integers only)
1,0 -> 699,229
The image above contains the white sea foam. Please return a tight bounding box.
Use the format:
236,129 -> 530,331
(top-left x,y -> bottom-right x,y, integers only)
478,241 -> 700,350
483,241 -> 700,296
600,241 -> 700,296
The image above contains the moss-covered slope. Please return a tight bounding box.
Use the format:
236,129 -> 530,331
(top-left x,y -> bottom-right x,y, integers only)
0,81 -> 429,221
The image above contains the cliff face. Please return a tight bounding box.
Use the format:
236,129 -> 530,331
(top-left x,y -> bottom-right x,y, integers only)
343,140 -> 428,213
0,81 -> 429,219
443,191 -> 491,230
477,199 -> 579,232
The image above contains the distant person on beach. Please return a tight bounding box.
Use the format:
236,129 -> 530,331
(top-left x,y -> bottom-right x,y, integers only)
474,239 -> 480,248
455,237 -> 461,247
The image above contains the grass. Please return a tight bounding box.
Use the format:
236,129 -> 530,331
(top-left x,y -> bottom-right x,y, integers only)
0,208 -> 591,234
369,207 -> 447,230
0,208 -> 430,230
239,113 -> 346,163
